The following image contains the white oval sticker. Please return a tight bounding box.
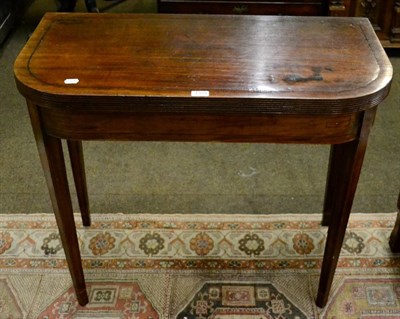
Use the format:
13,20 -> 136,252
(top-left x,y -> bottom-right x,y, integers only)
64,78 -> 80,85
191,90 -> 209,97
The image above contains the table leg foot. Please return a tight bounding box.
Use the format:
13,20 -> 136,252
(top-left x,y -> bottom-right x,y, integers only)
67,140 -> 91,227
317,108 -> 376,307
76,288 -> 89,306
316,290 -> 329,308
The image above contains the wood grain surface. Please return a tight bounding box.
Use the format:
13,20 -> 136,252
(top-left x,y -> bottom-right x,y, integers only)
14,13 -> 392,114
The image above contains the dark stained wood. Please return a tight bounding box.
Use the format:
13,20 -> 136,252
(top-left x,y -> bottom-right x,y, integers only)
41,108 -> 361,144
322,144 -> 343,226
14,14 -> 392,114
67,140 -> 90,227
389,192 -> 400,252
316,107 -> 376,307
27,101 -> 88,306
158,1 -> 326,16
14,14 -> 393,308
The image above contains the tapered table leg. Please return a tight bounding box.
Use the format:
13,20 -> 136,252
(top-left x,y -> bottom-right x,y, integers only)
322,145 -> 342,226
316,108 -> 376,308
27,102 -> 89,306
67,140 -> 91,227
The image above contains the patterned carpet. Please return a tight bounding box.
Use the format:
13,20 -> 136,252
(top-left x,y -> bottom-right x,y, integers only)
0,213 -> 399,318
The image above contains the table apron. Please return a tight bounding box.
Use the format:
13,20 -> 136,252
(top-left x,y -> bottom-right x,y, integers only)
39,106 -> 363,144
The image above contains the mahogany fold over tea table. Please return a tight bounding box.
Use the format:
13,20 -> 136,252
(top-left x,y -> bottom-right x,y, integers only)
14,13 -> 392,307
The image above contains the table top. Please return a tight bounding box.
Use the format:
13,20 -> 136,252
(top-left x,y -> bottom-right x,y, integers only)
14,13 -> 392,114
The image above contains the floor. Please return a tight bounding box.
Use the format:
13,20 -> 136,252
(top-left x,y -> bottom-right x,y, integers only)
0,0 -> 399,216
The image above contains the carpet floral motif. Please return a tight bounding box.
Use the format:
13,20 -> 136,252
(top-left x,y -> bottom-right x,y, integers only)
238,233 -> 265,256
41,232 -> 62,255
292,233 -> 315,255
89,231 -> 116,256
342,231 -> 366,254
139,232 -> 165,256
190,232 -> 214,256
